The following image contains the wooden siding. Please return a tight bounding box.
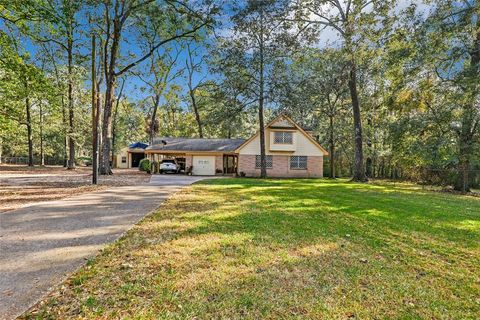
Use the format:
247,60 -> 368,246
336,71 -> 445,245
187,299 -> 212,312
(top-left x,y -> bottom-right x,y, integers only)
238,127 -> 324,157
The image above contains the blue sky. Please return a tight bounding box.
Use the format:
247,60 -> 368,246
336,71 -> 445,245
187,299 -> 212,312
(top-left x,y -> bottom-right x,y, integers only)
0,4 -> 211,108
110,0 -> 433,106
2,0 -> 433,110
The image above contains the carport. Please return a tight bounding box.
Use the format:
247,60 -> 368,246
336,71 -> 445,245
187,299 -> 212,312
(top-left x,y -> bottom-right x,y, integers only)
145,137 -> 244,176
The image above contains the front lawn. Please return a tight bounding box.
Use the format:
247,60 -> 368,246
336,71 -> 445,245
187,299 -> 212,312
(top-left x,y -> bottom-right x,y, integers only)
25,179 -> 480,319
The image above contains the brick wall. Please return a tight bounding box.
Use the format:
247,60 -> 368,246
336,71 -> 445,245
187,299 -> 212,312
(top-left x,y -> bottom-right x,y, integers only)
238,155 -> 323,178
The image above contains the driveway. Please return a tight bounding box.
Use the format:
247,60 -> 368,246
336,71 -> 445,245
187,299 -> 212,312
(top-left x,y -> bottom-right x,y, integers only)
0,175 -> 207,320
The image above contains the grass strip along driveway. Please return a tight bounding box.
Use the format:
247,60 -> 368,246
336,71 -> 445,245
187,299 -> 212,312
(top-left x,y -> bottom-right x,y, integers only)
24,179 -> 480,319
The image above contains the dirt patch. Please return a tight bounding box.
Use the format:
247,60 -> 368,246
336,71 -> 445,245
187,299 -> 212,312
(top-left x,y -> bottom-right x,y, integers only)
0,165 -> 150,212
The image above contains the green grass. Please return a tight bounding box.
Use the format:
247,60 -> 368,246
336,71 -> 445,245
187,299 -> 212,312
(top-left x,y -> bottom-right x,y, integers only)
24,179 -> 480,319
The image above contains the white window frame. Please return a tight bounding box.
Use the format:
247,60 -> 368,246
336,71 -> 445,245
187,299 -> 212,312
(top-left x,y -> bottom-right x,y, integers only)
290,156 -> 307,170
273,131 -> 293,144
255,155 -> 273,169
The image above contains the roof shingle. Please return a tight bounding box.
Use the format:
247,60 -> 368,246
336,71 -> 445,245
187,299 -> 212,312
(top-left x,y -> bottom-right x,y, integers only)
146,137 -> 245,152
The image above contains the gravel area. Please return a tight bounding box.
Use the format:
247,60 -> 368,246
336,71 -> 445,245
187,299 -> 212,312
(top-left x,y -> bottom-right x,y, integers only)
0,165 -> 150,212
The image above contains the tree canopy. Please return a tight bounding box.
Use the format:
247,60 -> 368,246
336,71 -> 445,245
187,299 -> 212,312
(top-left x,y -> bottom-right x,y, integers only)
0,0 -> 478,191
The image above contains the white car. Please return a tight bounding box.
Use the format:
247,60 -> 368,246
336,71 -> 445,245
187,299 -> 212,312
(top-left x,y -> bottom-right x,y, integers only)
160,159 -> 180,174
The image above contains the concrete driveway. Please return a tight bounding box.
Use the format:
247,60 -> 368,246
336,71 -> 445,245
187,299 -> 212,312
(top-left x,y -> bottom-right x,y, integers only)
0,175 -> 208,320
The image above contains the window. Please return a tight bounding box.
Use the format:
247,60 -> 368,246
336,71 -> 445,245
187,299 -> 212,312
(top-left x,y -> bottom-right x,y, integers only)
274,131 -> 293,144
121,156 -> 127,163
255,155 -> 273,168
290,156 -> 307,169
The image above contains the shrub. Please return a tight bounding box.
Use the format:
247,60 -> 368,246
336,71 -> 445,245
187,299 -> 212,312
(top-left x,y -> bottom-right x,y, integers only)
76,156 -> 92,166
139,158 -> 151,173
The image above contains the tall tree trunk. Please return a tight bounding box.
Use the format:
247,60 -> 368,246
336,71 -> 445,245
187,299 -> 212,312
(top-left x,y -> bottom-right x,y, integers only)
329,115 -> 335,179
100,17 -> 121,175
25,94 -> 33,167
348,59 -> 367,182
149,94 -> 161,144
61,95 -> 68,167
92,33 -> 99,185
39,101 -> 45,166
258,6 -> 267,178
258,93 -> 267,179
186,45 -> 203,138
111,105 -> 118,164
67,33 -> 75,169
96,86 -> 102,146
191,90 -> 203,138
100,75 -> 116,175
111,78 -> 125,161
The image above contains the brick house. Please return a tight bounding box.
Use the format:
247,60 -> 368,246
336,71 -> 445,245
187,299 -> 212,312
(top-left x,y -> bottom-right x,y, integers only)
120,114 -> 327,177
235,114 -> 328,178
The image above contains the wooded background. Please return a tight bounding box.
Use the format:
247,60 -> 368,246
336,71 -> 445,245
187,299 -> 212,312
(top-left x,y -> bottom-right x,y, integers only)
0,0 -> 478,191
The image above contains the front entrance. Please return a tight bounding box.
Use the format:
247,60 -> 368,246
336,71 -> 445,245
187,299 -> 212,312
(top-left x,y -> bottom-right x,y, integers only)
192,156 -> 215,175
131,152 -> 145,168
223,155 -> 237,174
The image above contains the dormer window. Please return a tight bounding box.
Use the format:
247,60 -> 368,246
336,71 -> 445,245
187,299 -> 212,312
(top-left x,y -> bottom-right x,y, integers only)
273,131 -> 293,144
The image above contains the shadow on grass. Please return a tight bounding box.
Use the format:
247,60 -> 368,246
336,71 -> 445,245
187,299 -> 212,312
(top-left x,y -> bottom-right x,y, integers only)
117,178 -> 480,318
187,178 -> 480,248
23,178 -> 480,319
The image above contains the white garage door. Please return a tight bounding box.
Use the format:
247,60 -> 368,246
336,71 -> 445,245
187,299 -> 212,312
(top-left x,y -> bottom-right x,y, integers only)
192,156 -> 216,176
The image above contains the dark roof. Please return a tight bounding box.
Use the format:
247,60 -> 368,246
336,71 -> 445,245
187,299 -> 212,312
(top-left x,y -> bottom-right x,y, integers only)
147,137 -> 245,152
129,142 -> 149,149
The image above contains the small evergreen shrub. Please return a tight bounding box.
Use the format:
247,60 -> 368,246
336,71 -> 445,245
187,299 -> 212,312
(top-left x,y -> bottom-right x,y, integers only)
139,158 -> 151,173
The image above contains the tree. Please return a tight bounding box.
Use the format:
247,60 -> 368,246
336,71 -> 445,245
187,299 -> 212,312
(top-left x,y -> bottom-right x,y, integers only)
219,0 -> 291,178
111,99 -> 148,152
186,43 -> 207,138
134,47 -> 183,144
0,31 -> 53,166
291,0 -> 396,181
95,0 -> 213,175
111,77 -> 125,161
1,0 -> 84,169
313,51 -> 349,179
423,0 -> 480,192
271,48 -> 351,178
40,42 -> 69,166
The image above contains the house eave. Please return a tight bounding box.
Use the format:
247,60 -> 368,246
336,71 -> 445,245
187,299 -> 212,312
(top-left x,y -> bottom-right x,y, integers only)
145,150 -> 237,155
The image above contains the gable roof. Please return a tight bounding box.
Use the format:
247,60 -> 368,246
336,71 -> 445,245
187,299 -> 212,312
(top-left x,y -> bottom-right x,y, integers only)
235,114 -> 329,155
146,137 -> 245,152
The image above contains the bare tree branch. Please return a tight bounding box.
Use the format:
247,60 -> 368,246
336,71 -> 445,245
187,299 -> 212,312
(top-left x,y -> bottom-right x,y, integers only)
115,22 -> 208,76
